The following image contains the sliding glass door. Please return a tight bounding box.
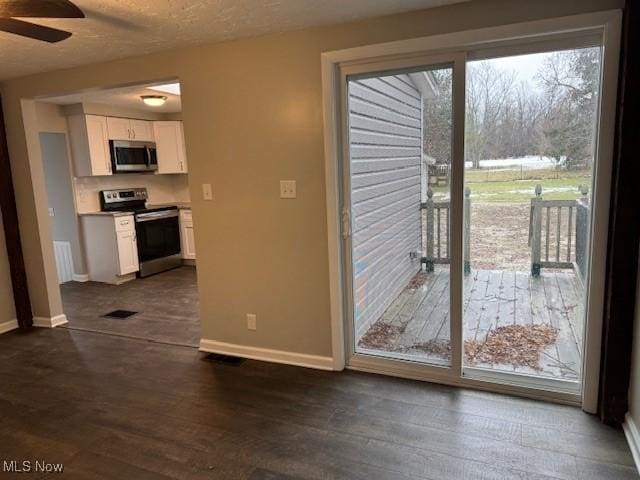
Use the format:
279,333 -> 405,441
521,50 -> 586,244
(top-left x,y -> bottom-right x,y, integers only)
346,62 -> 455,368
340,31 -> 610,399
462,47 -> 602,392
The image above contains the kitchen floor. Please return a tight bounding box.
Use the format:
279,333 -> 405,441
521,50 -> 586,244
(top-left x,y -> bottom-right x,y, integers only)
60,266 -> 200,346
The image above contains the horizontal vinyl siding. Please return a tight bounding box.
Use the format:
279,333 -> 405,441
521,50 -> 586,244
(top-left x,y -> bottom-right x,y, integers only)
349,73 -> 422,339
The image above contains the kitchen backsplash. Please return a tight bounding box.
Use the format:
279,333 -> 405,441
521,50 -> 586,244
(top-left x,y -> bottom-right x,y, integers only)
74,174 -> 190,213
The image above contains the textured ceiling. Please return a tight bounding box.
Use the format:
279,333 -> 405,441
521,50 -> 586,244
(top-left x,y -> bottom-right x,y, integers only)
44,82 -> 183,113
0,0 -> 466,80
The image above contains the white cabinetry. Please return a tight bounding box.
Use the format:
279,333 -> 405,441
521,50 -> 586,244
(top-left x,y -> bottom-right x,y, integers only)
180,209 -> 196,260
107,117 -> 154,142
105,117 -> 130,140
82,214 -> 139,284
154,121 -> 188,173
115,216 -> 139,275
67,114 -> 112,176
130,120 -> 155,141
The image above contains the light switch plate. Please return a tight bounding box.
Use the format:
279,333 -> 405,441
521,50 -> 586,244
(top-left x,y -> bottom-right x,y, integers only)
48,207 -> 55,217
280,180 -> 296,199
202,183 -> 213,201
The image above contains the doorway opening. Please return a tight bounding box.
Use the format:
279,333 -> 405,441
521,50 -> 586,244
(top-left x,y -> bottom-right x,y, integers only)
36,80 -> 201,346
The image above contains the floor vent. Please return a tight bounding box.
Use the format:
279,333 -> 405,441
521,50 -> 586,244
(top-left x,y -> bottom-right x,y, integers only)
103,310 -> 138,319
203,353 -> 246,366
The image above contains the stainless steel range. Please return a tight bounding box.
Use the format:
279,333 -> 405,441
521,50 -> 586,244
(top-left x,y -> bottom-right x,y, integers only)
100,188 -> 182,277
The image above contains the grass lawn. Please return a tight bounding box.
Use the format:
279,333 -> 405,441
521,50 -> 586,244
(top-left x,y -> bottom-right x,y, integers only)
432,168 -> 592,203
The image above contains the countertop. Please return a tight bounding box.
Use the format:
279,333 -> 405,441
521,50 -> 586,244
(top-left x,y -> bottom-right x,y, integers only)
79,203 -> 191,217
78,211 -> 133,218
147,202 -> 192,210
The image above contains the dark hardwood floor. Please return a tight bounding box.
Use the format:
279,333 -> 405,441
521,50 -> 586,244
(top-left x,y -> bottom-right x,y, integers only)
59,266 -> 200,347
0,327 -> 637,479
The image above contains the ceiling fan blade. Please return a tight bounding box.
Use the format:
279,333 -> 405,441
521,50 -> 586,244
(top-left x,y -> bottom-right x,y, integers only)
0,18 -> 71,42
0,0 -> 84,19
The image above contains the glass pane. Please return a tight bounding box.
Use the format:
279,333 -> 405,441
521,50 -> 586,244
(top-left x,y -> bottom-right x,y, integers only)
115,146 -> 147,165
348,65 -> 453,365
463,47 -> 602,387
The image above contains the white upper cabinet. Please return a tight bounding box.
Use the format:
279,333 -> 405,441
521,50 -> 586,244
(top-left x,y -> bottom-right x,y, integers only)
106,117 -> 154,142
130,119 -> 155,142
67,114 -> 112,177
106,117 -> 130,141
153,121 -> 188,174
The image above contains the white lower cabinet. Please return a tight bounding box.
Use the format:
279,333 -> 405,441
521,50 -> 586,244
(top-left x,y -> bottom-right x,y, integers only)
180,209 -> 196,260
116,229 -> 139,275
82,214 -> 139,284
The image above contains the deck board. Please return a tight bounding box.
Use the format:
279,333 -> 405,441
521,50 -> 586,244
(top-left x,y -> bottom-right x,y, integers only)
514,272 -> 533,325
357,267 -> 583,382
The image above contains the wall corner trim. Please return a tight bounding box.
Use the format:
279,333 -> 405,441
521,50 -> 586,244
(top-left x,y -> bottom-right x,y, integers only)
199,339 -> 335,371
72,274 -> 90,282
32,314 -> 68,328
0,319 -> 19,334
623,413 -> 640,473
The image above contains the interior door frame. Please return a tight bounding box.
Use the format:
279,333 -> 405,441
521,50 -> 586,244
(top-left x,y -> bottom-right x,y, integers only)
321,10 -> 621,410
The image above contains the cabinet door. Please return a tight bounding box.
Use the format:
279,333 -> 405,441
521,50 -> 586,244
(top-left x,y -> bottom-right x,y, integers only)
130,119 -> 155,142
182,223 -> 196,259
85,115 -> 112,176
180,210 -> 196,259
116,230 -> 140,275
106,117 -> 131,140
154,121 -> 187,174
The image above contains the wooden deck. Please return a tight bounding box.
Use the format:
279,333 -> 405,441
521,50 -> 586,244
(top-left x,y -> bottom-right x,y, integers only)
357,268 -> 584,381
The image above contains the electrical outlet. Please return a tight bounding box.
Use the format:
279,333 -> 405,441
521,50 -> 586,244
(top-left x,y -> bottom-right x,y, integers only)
48,207 -> 55,217
280,180 -> 296,199
246,314 -> 257,331
202,183 -> 213,201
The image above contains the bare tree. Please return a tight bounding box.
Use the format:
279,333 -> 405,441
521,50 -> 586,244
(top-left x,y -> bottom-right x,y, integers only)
422,47 -> 600,171
537,48 -> 600,170
465,62 -> 517,168
423,69 -> 453,166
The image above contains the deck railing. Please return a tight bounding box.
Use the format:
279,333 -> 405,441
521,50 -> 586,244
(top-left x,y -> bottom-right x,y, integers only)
427,164 -> 451,186
529,184 -> 590,278
422,187 -> 471,274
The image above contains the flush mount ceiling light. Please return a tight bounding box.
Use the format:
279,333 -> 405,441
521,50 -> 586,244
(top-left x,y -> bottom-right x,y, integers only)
141,95 -> 167,107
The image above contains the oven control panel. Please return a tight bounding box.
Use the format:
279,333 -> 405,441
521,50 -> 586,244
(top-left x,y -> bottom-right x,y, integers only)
101,188 -> 148,204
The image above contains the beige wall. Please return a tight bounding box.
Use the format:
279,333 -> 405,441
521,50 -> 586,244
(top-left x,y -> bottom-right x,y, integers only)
0,213 -> 16,324
0,0 -> 623,355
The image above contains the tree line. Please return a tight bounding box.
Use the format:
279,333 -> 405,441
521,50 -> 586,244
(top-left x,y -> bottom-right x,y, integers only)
423,47 -> 601,170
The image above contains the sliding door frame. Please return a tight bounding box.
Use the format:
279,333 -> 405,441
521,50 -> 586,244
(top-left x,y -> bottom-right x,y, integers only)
339,53 -> 466,383
321,10 -> 621,411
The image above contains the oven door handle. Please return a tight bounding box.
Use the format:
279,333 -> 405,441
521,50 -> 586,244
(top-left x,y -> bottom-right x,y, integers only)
136,211 -> 179,222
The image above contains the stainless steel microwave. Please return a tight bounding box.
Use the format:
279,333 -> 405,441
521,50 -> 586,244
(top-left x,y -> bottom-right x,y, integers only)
109,140 -> 158,173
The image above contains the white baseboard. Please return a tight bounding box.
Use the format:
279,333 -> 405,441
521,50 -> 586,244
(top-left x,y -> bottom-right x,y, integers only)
72,273 -> 89,282
624,413 -> 640,473
0,319 -> 18,334
199,339 -> 335,371
32,314 -> 68,328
